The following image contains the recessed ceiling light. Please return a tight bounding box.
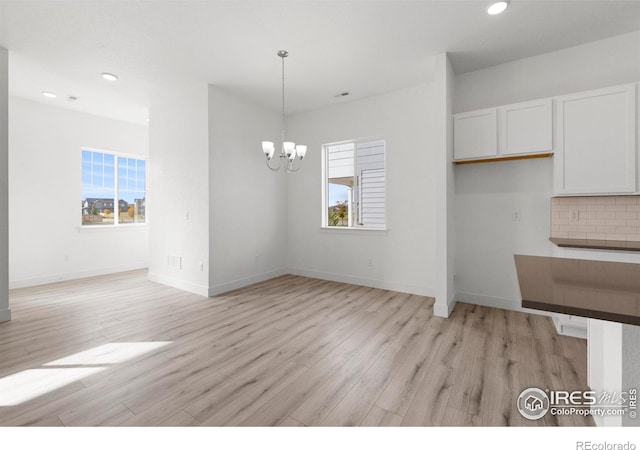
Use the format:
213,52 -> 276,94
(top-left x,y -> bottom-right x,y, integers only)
101,72 -> 119,81
42,91 -> 57,99
487,1 -> 509,15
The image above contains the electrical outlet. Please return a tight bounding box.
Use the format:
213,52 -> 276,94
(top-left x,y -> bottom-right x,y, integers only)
512,210 -> 521,221
569,210 -> 580,222
368,258 -> 373,267
255,255 -> 260,264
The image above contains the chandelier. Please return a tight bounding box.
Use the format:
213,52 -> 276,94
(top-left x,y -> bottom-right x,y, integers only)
261,50 -> 306,172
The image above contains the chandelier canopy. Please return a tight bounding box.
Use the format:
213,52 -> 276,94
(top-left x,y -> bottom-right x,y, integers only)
261,50 -> 306,172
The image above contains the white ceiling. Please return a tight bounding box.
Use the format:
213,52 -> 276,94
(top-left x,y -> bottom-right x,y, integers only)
1,1 -> 640,125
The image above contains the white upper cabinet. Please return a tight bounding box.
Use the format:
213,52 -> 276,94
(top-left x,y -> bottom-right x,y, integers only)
453,108 -> 497,160
453,99 -> 552,162
499,99 -> 552,156
555,84 -> 637,195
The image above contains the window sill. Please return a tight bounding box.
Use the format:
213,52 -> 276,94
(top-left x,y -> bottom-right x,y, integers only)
78,223 -> 147,232
320,226 -> 388,236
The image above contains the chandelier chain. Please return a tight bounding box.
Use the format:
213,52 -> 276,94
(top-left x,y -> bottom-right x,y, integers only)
281,53 -> 286,133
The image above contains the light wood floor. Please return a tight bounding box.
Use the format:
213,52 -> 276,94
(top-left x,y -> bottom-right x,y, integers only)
0,270 -> 593,426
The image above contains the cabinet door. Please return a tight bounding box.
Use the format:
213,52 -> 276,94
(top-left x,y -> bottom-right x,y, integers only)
499,99 -> 552,156
555,84 -> 636,195
453,108 -> 497,160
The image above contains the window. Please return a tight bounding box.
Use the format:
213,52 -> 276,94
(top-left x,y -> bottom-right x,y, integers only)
81,149 -> 146,226
323,139 -> 385,229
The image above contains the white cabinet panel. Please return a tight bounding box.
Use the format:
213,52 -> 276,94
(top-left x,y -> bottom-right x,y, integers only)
499,99 -> 552,156
453,108 -> 497,160
555,84 -> 636,195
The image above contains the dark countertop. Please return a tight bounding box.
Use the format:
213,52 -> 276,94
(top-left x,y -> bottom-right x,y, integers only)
550,237 -> 640,252
514,254 -> 640,326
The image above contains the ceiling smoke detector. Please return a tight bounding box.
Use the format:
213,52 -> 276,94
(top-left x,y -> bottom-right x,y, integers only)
66,95 -> 79,102
334,91 -> 350,98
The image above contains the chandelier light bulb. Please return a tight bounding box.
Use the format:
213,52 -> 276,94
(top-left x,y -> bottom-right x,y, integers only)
295,145 -> 307,160
283,141 -> 296,157
262,141 -> 274,155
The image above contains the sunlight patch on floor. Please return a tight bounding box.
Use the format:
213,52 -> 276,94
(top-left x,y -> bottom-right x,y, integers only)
0,341 -> 172,407
0,368 -> 104,406
44,342 -> 171,366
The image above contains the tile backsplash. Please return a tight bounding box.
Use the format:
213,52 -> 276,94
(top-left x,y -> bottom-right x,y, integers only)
550,196 -> 640,242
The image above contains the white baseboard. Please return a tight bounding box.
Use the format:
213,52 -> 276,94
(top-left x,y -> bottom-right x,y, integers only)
552,315 -> 588,339
287,267 -> 434,297
147,272 -> 210,297
455,291 -> 558,319
0,308 -> 11,323
9,263 -> 149,289
457,291 -> 588,339
434,295 -> 457,318
208,268 -> 288,297
456,292 -> 589,339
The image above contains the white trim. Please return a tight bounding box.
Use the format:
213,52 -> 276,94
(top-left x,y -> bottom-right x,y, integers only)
322,137 -> 386,229
208,268 -> 288,297
320,227 -> 388,235
78,223 -> 147,232
0,308 -> 11,323
82,146 -> 147,161
10,263 -> 148,289
288,267 -> 434,297
456,292 -> 587,339
434,295 -> 456,318
147,272 -> 209,297
81,148 -> 147,227
552,315 -> 588,339
455,291 -> 559,318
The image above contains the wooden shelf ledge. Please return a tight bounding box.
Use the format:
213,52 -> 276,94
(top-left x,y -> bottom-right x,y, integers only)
453,152 -> 553,165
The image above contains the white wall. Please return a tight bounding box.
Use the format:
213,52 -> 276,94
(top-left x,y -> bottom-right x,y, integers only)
453,31 -> 640,311
0,47 -> 8,322
8,96 -> 148,289
455,158 -> 554,309
454,31 -> 640,113
286,84 -> 438,296
207,86 -> 287,295
434,53 -> 456,316
148,85 -> 210,296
